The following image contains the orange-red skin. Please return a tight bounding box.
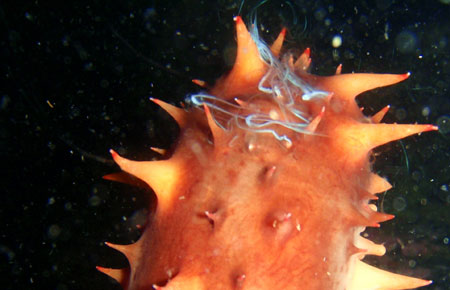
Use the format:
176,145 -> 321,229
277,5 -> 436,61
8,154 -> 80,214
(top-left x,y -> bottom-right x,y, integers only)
99,17 -> 435,290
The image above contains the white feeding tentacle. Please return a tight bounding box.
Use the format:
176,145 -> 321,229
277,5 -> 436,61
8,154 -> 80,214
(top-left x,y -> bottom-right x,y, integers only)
188,22 -> 330,144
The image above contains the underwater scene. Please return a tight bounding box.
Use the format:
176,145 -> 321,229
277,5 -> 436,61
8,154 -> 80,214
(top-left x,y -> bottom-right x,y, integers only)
1,0 -> 449,289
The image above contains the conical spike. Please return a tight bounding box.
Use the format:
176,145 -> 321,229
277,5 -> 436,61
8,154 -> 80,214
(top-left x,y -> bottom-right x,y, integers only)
110,149 -> 180,209
366,123 -> 436,149
358,189 -> 379,202
306,106 -> 325,133
234,273 -> 246,288
261,165 -> 277,182
150,98 -> 188,128
270,27 -> 286,57
369,210 -> 395,224
204,210 -> 217,224
209,16 -> 267,100
350,260 -> 432,290
105,241 -> 140,268
203,104 -> 226,146
96,266 -> 130,288
335,63 -> 342,75
346,205 -> 378,227
234,98 -> 249,108
103,172 -> 149,189
233,16 -> 265,77
371,105 -> 390,123
294,47 -> 311,72
192,79 -> 207,88
150,147 -> 167,156
361,202 -> 393,223
311,72 -> 411,101
367,173 -> 392,194
287,54 -> 295,69
354,236 -> 386,257
336,122 -> 437,157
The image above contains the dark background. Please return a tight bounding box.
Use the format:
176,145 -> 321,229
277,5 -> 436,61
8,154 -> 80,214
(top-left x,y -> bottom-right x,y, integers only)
1,0 -> 449,289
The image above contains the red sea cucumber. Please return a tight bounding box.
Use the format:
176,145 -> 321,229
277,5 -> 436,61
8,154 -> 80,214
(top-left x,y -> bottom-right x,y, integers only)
98,17 -> 436,290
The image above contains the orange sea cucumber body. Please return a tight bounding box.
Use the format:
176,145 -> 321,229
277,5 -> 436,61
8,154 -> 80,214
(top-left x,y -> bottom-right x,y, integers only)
98,17 -> 435,290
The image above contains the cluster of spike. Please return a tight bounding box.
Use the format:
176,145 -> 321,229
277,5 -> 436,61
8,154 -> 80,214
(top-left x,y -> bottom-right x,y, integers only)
98,16 -> 436,290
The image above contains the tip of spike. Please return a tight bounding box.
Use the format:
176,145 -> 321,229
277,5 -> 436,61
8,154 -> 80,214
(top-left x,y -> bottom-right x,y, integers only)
96,265 -> 130,287
304,47 -> 311,56
109,148 -> 118,159
371,105 -> 391,123
414,124 -> 439,134
398,72 -> 411,81
150,147 -> 167,155
149,98 -> 188,127
192,79 -> 207,87
96,265 -> 115,275
427,125 -> 439,132
336,63 -> 343,75
109,149 -> 126,168
352,260 -> 432,290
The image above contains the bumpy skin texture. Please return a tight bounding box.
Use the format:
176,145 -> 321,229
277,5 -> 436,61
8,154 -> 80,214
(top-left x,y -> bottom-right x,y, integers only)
98,18 -> 435,290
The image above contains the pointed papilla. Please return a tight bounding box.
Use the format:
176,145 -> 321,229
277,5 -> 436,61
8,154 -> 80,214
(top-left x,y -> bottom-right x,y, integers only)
335,122 -> 437,162
210,16 -> 267,100
262,165 -> 277,182
347,205 -> 379,228
371,105 -> 390,123
294,47 -> 311,72
204,210 -> 217,223
103,172 -> 149,189
306,106 -> 325,133
368,209 -> 395,224
311,72 -> 410,102
234,97 -> 249,108
110,149 -> 181,209
366,173 -> 392,194
358,188 -> 379,202
192,79 -> 207,88
233,16 -> 265,77
350,260 -> 432,290
150,147 -> 167,156
270,27 -> 286,57
105,241 -> 141,271
360,123 -> 436,149
150,98 -> 188,128
203,104 -> 227,146
354,236 -> 386,257
96,266 -> 130,288
335,64 -> 342,75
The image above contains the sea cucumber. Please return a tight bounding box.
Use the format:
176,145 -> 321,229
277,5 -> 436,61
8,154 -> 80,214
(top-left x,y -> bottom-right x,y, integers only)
97,17 -> 436,290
